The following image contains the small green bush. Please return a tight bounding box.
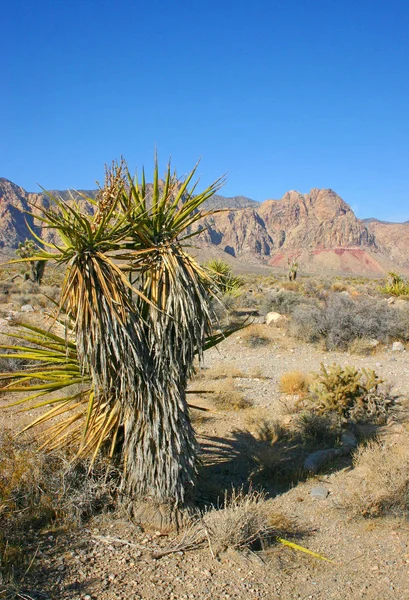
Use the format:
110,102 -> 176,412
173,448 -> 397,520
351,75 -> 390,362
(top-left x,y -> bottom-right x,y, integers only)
381,272 -> 409,296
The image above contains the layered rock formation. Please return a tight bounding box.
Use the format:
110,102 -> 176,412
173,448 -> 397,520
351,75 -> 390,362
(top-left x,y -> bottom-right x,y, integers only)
0,178 -> 407,275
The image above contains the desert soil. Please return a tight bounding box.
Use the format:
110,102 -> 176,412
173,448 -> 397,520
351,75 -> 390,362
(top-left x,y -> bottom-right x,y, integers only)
2,315 -> 409,599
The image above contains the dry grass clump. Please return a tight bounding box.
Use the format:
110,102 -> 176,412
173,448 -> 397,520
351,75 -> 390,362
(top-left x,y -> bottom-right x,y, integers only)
280,281 -> 301,292
341,439 -> 409,517
240,324 -> 274,347
279,371 -> 310,395
330,280 -> 349,292
200,489 -> 293,555
212,378 -> 253,410
247,366 -> 269,379
204,363 -> 246,379
348,337 -> 381,355
0,431 -> 119,586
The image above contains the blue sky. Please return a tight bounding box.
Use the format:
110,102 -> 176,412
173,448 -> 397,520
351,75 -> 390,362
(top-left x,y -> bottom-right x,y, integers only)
1,0 -> 408,221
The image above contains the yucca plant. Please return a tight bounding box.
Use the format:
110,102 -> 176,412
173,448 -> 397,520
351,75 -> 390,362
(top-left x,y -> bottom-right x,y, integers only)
1,158 -> 227,527
114,161 -> 225,524
204,259 -> 243,295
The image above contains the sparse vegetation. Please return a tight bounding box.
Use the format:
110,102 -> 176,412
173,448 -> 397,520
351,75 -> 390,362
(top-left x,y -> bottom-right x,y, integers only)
211,377 -> 252,410
308,363 -> 391,422
381,271 -> 409,296
290,293 -> 409,349
205,259 -> 243,295
292,411 -> 340,446
0,431 -> 119,586
279,371 -> 310,395
240,324 -> 274,347
200,488 -> 293,556
341,439 -> 409,517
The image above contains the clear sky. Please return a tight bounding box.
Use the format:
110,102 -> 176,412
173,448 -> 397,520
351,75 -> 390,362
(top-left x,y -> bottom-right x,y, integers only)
1,0 -> 408,221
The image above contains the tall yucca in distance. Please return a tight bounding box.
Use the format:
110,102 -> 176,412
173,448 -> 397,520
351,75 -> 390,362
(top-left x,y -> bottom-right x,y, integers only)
2,158 -> 225,526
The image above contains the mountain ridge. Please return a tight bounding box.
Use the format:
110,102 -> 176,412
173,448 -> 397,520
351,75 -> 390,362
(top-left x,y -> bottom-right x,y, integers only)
0,178 -> 408,275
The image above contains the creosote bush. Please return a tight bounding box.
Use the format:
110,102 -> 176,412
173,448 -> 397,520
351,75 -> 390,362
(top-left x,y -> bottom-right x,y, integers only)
290,293 -> 409,349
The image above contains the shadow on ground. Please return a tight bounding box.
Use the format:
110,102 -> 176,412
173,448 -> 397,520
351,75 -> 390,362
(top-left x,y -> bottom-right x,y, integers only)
196,420 -> 380,506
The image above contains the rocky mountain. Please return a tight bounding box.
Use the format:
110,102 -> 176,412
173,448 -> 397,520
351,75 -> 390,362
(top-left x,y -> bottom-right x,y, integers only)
0,178 -> 407,275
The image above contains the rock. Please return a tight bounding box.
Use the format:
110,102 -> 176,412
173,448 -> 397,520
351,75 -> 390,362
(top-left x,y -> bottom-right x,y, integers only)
266,311 -> 286,326
340,291 -> 351,298
387,297 -> 395,304
21,304 -> 34,312
341,430 -> 358,448
368,339 -> 380,348
304,447 -> 349,472
310,486 -> 329,499
0,318 -> 9,330
392,341 -> 405,352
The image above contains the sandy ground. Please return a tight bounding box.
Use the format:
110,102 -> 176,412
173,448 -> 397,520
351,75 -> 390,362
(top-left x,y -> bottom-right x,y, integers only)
2,314 -> 409,599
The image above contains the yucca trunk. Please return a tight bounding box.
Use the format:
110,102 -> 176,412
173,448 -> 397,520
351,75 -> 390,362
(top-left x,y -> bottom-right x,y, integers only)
123,383 -> 197,526
121,247 -> 213,523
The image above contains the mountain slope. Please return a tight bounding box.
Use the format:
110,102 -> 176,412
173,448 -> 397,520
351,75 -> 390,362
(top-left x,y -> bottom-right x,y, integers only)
0,178 -> 407,275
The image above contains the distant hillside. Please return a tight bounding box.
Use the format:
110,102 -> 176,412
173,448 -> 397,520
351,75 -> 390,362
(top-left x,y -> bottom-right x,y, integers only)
0,177 -> 408,275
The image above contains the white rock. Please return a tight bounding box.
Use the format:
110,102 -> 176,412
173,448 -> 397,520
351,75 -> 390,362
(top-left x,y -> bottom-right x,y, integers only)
266,311 -> 285,326
21,304 -> 35,313
391,341 -> 405,352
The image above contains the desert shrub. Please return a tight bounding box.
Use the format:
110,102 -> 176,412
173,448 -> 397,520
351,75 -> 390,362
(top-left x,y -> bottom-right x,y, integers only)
0,432 -> 119,585
260,289 -> 307,316
280,281 -> 301,292
240,324 -> 273,347
211,378 -> 252,410
288,304 -> 324,343
248,422 -> 288,483
292,411 -> 340,446
330,280 -> 349,292
200,489 -> 292,555
279,371 -> 310,395
290,293 -> 409,349
348,337 -> 380,355
309,363 -> 391,422
341,439 -> 409,517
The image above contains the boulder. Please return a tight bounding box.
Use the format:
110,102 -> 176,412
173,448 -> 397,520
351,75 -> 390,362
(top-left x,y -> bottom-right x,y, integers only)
21,304 -> 34,313
266,311 -> 286,326
391,341 -> 405,352
310,486 -> 329,499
